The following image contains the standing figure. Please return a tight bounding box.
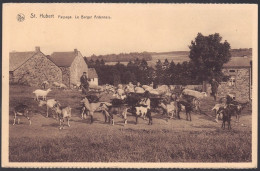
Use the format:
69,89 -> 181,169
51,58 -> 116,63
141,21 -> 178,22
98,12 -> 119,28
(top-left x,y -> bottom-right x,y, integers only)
210,78 -> 219,101
80,72 -> 89,95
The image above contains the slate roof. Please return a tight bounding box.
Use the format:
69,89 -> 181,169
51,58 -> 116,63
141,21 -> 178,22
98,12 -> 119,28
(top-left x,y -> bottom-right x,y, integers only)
223,57 -> 252,68
48,52 -> 77,67
88,68 -> 98,78
9,51 -> 36,71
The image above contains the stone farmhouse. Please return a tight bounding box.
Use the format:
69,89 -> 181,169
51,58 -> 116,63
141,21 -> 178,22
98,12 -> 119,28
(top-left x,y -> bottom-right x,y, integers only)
9,47 -> 62,86
47,49 -> 89,87
218,57 -> 252,101
9,47 -> 90,88
88,68 -> 98,86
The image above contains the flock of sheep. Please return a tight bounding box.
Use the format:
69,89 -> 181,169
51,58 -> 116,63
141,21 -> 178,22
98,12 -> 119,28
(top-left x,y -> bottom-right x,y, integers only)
12,81 -> 249,130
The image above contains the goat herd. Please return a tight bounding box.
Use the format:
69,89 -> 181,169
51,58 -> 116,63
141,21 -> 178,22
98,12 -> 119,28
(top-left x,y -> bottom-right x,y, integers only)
12,82 -> 250,130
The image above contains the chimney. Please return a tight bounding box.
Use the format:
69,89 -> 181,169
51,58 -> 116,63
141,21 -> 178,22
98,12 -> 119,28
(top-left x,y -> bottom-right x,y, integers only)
74,49 -> 78,55
35,46 -> 40,52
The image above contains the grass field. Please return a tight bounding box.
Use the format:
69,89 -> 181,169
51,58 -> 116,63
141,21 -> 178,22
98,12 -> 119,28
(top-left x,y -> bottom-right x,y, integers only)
9,85 -> 252,162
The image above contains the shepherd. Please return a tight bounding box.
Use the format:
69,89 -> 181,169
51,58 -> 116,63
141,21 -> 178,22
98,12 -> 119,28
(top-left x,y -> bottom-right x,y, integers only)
80,72 -> 90,95
210,78 -> 219,101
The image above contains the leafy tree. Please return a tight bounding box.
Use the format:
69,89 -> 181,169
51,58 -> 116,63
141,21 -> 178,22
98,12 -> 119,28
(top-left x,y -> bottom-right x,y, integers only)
100,59 -> 105,66
189,33 -> 231,83
155,60 -> 163,86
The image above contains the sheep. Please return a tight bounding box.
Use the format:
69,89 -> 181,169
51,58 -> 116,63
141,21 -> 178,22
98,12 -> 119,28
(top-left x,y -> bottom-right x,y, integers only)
53,104 -> 72,129
156,85 -> 170,95
41,81 -> 49,89
59,83 -> 67,90
38,99 -> 60,118
53,82 -> 60,88
89,84 -> 104,92
142,85 -> 153,91
182,89 -> 207,99
149,89 -> 160,95
135,87 -> 145,94
124,85 -> 135,94
13,104 -> 31,125
33,88 -> 52,101
105,84 -> 115,93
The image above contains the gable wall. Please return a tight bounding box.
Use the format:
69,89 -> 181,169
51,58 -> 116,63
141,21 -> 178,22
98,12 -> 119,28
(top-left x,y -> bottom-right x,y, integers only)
12,52 -> 62,86
70,52 -> 88,87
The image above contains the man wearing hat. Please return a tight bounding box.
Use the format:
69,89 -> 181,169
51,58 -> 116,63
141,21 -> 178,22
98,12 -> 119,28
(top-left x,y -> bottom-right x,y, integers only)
80,72 -> 90,95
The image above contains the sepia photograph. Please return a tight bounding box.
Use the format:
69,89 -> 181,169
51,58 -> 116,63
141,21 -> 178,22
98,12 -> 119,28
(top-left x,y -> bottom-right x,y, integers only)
1,3 -> 258,168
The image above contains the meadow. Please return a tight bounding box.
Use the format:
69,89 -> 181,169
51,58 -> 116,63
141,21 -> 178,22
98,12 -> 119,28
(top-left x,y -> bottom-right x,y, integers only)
9,85 -> 252,162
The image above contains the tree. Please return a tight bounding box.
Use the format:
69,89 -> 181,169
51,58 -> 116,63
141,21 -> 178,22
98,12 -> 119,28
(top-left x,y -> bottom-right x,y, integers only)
155,60 -> 163,86
100,59 -> 105,65
189,33 -> 231,83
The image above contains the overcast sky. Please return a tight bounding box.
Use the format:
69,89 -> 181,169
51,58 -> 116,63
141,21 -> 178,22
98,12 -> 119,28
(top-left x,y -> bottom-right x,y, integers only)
4,3 -> 257,56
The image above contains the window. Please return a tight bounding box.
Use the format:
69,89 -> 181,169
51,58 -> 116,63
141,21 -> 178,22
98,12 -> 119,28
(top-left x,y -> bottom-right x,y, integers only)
228,76 -> 236,86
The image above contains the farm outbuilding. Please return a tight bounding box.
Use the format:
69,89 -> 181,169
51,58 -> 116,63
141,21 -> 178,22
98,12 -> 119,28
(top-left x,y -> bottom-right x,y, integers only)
9,47 -> 62,86
218,57 -> 252,101
47,49 -> 88,88
88,68 -> 98,86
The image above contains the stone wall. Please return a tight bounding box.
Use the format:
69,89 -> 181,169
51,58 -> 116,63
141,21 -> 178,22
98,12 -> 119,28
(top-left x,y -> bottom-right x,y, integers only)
70,52 -> 88,87
217,68 -> 250,102
60,67 -> 71,87
12,52 -> 62,86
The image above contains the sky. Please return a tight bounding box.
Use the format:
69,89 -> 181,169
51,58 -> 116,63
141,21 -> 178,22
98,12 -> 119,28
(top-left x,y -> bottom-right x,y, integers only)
3,3 -> 257,56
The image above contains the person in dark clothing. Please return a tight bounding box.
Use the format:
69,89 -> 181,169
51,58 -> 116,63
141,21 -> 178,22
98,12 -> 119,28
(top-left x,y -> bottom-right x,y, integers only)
210,78 -> 219,101
80,72 -> 89,95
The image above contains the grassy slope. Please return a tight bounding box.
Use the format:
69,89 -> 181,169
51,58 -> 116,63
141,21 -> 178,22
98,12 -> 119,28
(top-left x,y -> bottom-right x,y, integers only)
9,85 -> 252,162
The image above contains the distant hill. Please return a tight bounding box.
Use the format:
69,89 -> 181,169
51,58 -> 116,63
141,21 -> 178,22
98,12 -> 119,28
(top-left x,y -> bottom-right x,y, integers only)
85,52 -> 152,62
87,48 -> 252,67
230,48 -> 252,57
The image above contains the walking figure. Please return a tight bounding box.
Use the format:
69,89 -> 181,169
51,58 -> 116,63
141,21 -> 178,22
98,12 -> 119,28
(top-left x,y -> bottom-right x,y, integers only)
210,78 -> 219,101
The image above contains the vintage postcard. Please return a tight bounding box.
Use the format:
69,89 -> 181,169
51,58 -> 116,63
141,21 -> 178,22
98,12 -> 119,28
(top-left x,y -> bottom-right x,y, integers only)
2,3 -> 258,168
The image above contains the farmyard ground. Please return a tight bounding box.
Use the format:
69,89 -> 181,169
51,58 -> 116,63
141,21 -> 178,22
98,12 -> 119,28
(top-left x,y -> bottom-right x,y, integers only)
9,85 -> 252,162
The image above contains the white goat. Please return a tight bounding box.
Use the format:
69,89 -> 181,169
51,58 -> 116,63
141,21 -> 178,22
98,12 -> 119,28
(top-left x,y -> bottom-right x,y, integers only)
33,88 -> 51,101
38,99 -> 60,118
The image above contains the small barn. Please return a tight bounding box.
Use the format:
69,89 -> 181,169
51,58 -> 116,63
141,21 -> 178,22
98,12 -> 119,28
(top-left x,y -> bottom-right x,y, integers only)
9,47 -> 62,86
47,49 -> 88,87
217,57 -> 252,101
88,68 -> 98,86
